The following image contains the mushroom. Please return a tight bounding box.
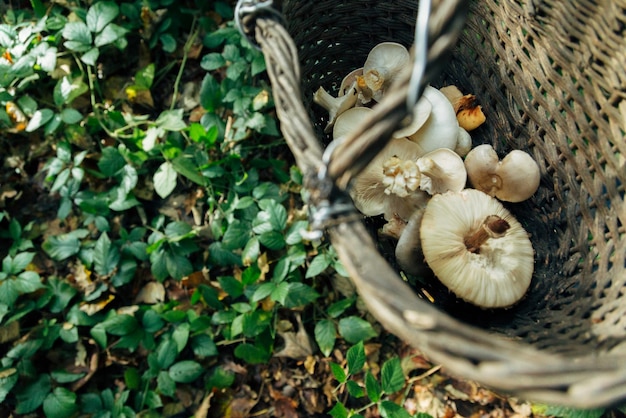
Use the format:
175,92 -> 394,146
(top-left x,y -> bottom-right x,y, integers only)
394,209 -> 429,276
362,42 -> 410,102
419,188 -> 534,308
464,144 -> 540,202
416,148 -> 467,195
348,138 -> 430,221
440,85 -> 487,131
392,96 -> 433,139
313,82 -> 358,133
400,86 -> 460,155
454,127 -> 473,157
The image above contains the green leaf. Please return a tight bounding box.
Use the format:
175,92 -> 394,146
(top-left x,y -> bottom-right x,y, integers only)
328,402 -> 349,418
160,33 -> 176,53
283,282 -> 319,308
305,253 -> 331,278
94,23 -> 127,47
15,373 -> 51,414
157,371 -> 176,397
200,73 -> 221,112
25,108 -> 54,132
327,297 -> 354,319
241,236 -> 260,266
9,252 -> 35,273
258,230 -> 285,250
156,338 -> 178,369
191,334 -> 218,357
222,220 -> 251,250
329,362 -> 346,384
346,341 -> 366,375
60,108 -> 83,124
98,147 -> 125,176
156,109 -> 186,131
171,153 -> 207,186
251,53 -> 266,76
365,371 -> 382,403
381,357 -> 405,394
201,52 -> 226,71
0,368 -> 18,404
378,400 -> 412,418
102,314 -> 138,336
42,230 -> 87,261
43,387 -> 79,418
537,405 -> 605,418
154,161 -> 177,199
14,271 -> 44,294
54,76 -> 88,106
51,370 -> 85,383
62,21 -> 92,49
314,319 -> 336,357
234,343 -> 270,364
93,232 -> 120,276
169,360 -> 204,383
242,310 -> 271,338
165,252 -> 193,280
346,380 -> 365,399
205,366 -> 235,390
80,47 -> 100,66
339,317 -> 378,344
135,63 -> 155,89
86,1 -> 119,33
171,322 -> 190,352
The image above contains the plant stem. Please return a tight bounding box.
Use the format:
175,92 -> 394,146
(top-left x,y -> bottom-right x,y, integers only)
170,16 -> 199,111
464,215 -> 510,253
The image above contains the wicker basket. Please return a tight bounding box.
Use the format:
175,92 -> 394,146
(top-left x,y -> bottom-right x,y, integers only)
249,0 -> 626,407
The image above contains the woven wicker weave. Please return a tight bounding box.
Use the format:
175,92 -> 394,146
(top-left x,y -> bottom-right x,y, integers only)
255,0 -> 626,407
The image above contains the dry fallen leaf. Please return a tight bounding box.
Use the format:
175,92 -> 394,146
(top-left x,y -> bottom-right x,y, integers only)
274,314 -> 315,359
134,281 -> 166,304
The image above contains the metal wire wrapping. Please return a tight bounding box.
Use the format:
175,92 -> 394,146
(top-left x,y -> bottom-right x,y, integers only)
237,0 -> 626,408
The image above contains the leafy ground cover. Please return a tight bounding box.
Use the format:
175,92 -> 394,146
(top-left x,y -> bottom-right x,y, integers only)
0,1 -> 624,417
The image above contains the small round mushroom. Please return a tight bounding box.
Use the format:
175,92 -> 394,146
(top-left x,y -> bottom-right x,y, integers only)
416,148 -> 467,195
419,189 -> 534,308
394,208 -> 429,277
464,144 -> 541,202
362,42 -> 410,102
454,127 -> 473,157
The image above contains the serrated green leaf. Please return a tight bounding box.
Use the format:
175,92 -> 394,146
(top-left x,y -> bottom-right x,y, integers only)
94,232 -> 120,276
241,236 -> 260,266
62,21 -> 92,46
242,310 -> 271,338
51,370 -> 85,383
328,401 -> 348,418
86,1 -> 119,33
94,23 -> 127,47
327,297 -> 354,318
381,357 -> 405,394
43,387 -> 79,418
165,252 -> 193,280
42,232 -> 82,261
191,334 -> 218,357
346,380 -> 365,398
365,371 -> 382,403
200,73 -> 221,112
222,220 -> 251,250
258,230 -> 285,250
25,108 -> 54,132
346,341 -> 366,375
305,253 -> 331,278
135,63 -> 155,89
329,362 -> 346,383
54,76 -> 88,107
14,271 -> 44,294
15,373 -> 51,414
285,220 -> 308,245
314,319 -> 336,357
379,400 -> 412,418
283,282 -> 319,308
169,360 -> 204,383
339,316 -> 378,344
206,366 -> 235,389
154,161 -> 177,199
270,281 -> 289,305
10,252 -> 35,273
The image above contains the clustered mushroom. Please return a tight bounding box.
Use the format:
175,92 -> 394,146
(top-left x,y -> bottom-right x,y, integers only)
314,41 -> 542,309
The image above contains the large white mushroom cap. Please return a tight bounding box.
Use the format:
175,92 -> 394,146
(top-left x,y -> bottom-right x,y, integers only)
419,189 -> 534,308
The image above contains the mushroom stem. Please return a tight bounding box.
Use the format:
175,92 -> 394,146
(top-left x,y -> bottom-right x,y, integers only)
464,215 -> 510,253
417,157 -> 445,179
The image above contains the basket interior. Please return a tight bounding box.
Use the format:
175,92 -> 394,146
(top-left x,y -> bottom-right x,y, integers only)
282,0 -> 626,357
